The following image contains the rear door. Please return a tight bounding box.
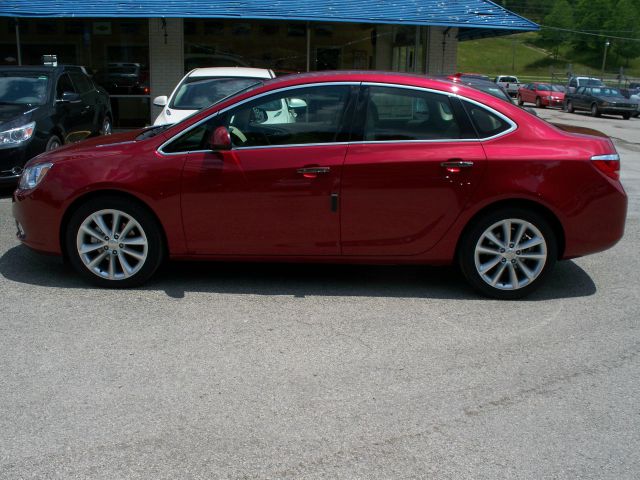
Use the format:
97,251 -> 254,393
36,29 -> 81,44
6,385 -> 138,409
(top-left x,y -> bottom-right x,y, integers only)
68,70 -> 98,137
340,85 -> 489,256
54,72 -> 85,142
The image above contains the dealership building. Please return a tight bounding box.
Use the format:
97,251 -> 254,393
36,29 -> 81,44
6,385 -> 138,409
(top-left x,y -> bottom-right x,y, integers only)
0,1 -> 537,128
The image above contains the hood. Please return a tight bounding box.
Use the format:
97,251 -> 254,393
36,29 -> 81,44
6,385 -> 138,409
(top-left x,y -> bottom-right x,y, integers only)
594,95 -> 629,103
0,103 -> 39,128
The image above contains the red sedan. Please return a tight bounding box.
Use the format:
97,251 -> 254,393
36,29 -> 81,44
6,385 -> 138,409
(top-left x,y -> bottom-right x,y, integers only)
517,83 -> 566,108
12,72 -> 627,299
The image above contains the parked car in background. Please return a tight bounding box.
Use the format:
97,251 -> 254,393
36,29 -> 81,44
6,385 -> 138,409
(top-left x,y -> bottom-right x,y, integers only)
564,86 -> 638,119
449,76 -> 538,116
567,76 -> 604,94
620,87 -> 640,117
94,62 -> 149,95
153,67 -> 275,125
0,64 -> 112,185
495,75 -> 520,97
13,72 -> 627,299
450,72 -> 492,82
517,83 -> 565,108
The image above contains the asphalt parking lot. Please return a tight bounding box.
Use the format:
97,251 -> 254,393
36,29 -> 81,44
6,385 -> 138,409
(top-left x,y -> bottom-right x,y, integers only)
1,109 -> 639,479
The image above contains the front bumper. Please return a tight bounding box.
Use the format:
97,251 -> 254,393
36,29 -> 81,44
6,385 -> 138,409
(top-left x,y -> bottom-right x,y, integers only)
12,188 -> 63,255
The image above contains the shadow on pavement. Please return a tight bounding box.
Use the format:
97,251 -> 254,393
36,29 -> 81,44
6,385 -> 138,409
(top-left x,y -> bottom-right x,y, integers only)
0,187 -> 15,199
0,244 -> 597,301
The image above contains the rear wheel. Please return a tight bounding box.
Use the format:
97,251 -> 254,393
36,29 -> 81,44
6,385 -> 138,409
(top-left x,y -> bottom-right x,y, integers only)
622,112 -> 631,120
591,103 -> 601,117
458,208 -> 557,299
101,116 -> 112,135
566,101 -> 574,113
517,95 -> 524,106
65,196 -> 164,287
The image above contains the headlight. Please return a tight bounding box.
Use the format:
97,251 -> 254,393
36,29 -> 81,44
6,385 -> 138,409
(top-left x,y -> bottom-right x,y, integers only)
546,96 -> 553,100
0,121 -> 36,149
19,162 -> 53,190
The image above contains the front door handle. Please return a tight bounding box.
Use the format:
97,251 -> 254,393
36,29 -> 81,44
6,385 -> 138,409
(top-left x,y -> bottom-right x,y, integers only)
297,166 -> 331,178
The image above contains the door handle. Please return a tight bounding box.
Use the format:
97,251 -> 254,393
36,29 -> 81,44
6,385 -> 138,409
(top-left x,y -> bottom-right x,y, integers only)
441,160 -> 473,173
297,166 -> 331,178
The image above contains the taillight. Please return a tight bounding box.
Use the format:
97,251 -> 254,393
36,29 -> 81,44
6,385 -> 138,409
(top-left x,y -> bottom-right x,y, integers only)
591,153 -> 620,180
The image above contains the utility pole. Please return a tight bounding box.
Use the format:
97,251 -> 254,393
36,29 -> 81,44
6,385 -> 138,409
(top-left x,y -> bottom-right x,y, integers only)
601,39 -> 610,80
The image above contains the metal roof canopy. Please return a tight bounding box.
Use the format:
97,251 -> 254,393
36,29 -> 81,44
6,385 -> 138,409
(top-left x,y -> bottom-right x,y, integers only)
0,0 -> 539,40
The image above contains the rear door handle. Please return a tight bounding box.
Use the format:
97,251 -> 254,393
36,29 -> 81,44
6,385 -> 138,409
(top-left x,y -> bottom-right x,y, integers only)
441,160 -> 474,172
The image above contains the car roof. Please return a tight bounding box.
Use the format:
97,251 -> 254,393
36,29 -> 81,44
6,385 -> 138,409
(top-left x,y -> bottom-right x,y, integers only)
188,67 -> 275,79
0,65 -> 85,74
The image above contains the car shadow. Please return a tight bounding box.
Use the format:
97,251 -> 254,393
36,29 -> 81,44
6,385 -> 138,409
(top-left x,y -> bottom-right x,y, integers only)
0,244 -> 597,301
0,186 -> 15,199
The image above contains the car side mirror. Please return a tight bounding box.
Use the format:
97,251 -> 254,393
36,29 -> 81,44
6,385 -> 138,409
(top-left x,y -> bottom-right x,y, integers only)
58,91 -> 81,103
208,126 -> 232,151
287,98 -> 307,108
153,95 -> 168,107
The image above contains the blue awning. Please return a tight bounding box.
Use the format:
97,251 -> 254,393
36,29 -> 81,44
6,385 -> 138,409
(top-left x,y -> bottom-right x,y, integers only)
0,0 -> 539,39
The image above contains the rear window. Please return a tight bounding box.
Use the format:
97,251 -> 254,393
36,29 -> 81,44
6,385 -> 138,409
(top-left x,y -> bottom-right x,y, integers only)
170,77 -> 262,110
461,100 -> 512,138
500,76 -> 518,83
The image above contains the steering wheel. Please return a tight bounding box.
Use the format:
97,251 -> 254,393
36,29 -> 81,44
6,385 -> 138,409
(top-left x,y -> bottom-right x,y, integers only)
228,126 -> 247,145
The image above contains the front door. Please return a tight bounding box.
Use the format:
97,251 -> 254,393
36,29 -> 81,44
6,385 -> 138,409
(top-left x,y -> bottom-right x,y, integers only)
173,84 -> 356,255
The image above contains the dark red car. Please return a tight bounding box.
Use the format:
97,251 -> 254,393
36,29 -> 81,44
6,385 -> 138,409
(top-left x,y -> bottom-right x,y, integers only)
12,72 -> 627,299
517,83 -> 566,108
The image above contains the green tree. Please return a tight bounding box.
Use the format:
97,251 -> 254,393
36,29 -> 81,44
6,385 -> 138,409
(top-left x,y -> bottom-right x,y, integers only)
573,0 -> 614,50
540,0 -> 574,58
604,0 -> 640,66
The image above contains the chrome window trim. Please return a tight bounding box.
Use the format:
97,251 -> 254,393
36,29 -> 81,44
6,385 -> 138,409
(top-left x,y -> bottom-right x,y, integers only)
157,80 -> 518,155
157,82 -> 359,156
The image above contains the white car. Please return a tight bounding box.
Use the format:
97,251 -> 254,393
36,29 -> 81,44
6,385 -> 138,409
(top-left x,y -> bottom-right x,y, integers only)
152,67 -> 276,126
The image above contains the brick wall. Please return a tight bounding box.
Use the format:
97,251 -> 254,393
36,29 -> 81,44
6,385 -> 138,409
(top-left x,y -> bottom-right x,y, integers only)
149,18 -> 184,122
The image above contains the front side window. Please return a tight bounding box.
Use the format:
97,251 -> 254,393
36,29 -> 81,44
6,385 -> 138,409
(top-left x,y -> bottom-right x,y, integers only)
0,72 -> 49,105
461,100 -> 512,139
363,86 -> 461,141
56,73 -> 76,99
162,84 -> 351,153
68,71 -> 93,94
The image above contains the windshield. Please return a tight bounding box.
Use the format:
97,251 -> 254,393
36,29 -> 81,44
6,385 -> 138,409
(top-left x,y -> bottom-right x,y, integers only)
472,84 -> 511,102
0,72 -> 49,105
579,78 -> 604,87
591,87 -> 621,96
170,77 -> 263,110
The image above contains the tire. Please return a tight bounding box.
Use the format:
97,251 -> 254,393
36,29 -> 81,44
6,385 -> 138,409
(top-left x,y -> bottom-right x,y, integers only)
622,112 -> 630,120
65,196 -> 164,288
535,97 -> 544,108
458,208 -> 557,300
591,103 -> 601,117
100,116 -> 112,135
566,101 -> 574,113
46,135 -> 62,151
517,95 -> 524,106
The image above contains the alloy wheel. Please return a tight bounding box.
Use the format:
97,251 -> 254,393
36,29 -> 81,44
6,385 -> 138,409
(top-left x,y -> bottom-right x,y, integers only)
473,218 -> 547,291
76,209 -> 148,280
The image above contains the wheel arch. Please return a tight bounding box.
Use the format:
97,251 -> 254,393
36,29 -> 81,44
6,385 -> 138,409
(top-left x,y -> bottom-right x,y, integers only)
455,198 -> 566,261
59,189 -> 169,261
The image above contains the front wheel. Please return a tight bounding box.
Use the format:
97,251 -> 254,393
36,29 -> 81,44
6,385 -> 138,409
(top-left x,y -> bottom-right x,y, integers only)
458,208 -> 557,299
65,196 -> 164,287
100,116 -> 112,135
591,103 -> 601,117
536,97 -> 544,108
566,101 -> 574,113
622,112 -> 631,120
517,95 -> 524,106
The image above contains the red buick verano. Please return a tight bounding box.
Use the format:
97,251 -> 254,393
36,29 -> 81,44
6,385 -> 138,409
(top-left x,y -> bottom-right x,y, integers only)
12,72 -> 627,299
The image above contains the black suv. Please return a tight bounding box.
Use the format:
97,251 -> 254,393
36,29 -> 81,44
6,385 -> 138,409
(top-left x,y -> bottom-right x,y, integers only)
0,65 -> 112,185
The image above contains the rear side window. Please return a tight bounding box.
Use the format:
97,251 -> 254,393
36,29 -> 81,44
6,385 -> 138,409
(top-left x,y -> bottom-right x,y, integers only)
461,100 -> 512,139
364,86 -> 462,141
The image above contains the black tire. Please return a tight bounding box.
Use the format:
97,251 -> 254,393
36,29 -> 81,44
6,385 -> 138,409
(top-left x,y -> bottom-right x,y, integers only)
46,135 -> 62,151
535,97 -> 545,108
566,101 -> 574,113
622,112 -> 631,120
65,195 -> 164,288
591,103 -> 601,117
100,115 -> 112,135
517,95 -> 524,106
458,208 -> 557,300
